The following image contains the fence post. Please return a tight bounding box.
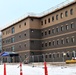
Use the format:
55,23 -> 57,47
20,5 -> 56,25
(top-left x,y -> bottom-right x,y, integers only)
4,63 -> 6,75
44,62 -> 48,75
20,63 -> 23,75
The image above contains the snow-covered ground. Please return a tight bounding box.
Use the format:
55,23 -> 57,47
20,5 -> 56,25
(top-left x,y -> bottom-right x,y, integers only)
0,63 -> 76,75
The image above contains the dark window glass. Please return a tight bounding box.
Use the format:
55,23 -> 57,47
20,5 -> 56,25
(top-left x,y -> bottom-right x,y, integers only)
71,37 -> 75,43
49,42 -> 51,46
65,11 -> 68,17
45,43 -> 47,47
49,54 -> 51,58
52,29 -> 55,33
11,37 -> 15,43
61,26 -> 64,31
53,41 -> 55,45
24,44 -> 26,47
41,21 -> 43,25
66,38 -> 69,43
56,27 -> 59,32
48,18 -> 50,23
24,22 -> 26,26
48,30 -> 51,34
19,45 -> 21,48
66,25 -> 69,30
24,33 -> 26,36
45,20 -> 46,24
56,15 -> 58,20
52,54 -> 55,58
45,55 -> 47,58
11,46 -> 15,51
66,53 -> 70,57
57,40 -> 59,45
45,31 -> 47,35
42,32 -> 43,36
61,39 -> 64,44
19,25 -> 21,28
11,27 -> 15,34
52,16 -> 54,22
70,9 -> 73,15
71,23 -> 74,29
60,13 -> 63,18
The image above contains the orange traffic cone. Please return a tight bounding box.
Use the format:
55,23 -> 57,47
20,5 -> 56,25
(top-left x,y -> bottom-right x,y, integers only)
44,62 -> 48,75
4,63 -> 6,75
20,63 -> 23,75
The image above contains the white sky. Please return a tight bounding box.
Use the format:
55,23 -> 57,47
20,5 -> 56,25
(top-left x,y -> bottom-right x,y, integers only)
0,0 -> 73,30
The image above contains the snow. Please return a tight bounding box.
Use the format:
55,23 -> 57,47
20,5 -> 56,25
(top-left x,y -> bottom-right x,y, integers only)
0,63 -> 76,75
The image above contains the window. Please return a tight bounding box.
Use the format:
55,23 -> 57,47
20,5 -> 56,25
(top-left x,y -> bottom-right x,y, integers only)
3,40 -> 5,43
11,27 -> 15,34
57,40 -> 59,45
11,46 -> 15,51
53,40 -> 55,45
56,27 -> 59,32
71,37 -> 75,43
49,41 -> 51,46
48,18 -> 50,23
48,30 -> 51,34
45,54 -> 48,58
52,53 -> 55,58
71,23 -> 74,29
41,21 -> 43,25
41,32 -> 43,36
52,16 -> 54,22
65,11 -> 68,17
11,37 -> 15,43
66,38 -> 69,43
24,33 -> 26,36
61,26 -> 64,31
19,25 -> 21,28
45,20 -> 46,24
49,54 -> 51,58
66,25 -> 69,30
60,13 -> 63,18
70,9 -> 73,15
24,43 -> 26,47
66,52 -> 70,57
56,15 -> 58,20
61,39 -> 64,44
52,28 -> 55,33
24,22 -> 26,26
45,42 -> 47,47
45,31 -> 47,35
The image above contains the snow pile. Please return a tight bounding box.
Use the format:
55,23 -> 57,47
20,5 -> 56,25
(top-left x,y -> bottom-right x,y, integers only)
0,63 -> 76,75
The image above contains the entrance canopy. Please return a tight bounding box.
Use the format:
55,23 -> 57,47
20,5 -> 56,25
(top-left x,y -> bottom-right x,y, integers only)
0,52 -> 18,56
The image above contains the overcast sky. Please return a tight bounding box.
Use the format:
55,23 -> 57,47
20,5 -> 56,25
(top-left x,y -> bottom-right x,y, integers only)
0,0 -> 73,30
